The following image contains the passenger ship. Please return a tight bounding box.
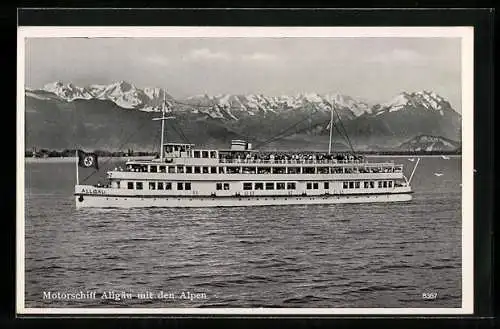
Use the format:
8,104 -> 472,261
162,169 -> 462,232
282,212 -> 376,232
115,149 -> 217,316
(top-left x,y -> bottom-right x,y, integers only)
74,98 -> 419,208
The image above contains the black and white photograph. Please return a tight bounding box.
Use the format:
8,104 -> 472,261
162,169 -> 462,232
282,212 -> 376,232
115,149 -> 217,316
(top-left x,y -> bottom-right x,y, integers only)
17,26 -> 474,315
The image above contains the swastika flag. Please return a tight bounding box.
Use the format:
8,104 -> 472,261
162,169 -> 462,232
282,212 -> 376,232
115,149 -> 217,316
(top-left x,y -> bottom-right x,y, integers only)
77,150 -> 99,170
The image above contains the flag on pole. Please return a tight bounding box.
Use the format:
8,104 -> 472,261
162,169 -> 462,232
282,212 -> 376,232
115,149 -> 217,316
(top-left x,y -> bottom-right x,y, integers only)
77,150 -> 99,169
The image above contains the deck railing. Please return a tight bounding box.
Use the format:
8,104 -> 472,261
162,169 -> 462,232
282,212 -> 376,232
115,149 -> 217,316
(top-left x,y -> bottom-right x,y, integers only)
218,158 -> 397,166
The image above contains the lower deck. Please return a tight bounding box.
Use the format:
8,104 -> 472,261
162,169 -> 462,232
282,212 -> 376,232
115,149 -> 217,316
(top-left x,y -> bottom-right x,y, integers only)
75,191 -> 412,208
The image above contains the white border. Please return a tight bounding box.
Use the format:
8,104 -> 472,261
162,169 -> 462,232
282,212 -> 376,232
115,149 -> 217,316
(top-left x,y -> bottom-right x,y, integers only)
17,26 -> 474,315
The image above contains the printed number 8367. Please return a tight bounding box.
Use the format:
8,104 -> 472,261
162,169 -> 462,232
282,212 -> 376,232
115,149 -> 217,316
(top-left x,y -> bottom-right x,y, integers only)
422,292 -> 438,300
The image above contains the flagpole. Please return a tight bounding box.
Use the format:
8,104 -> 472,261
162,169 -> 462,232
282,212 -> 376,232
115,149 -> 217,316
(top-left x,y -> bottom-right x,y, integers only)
75,149 -> 79,185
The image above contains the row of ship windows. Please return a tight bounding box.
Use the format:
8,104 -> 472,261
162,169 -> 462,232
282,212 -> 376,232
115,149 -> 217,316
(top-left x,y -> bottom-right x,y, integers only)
127,181 -> 192,191
242,182 -> 297,190
123,180 -> 393,191
127,165 -> 399,174
342,180 -> 393,189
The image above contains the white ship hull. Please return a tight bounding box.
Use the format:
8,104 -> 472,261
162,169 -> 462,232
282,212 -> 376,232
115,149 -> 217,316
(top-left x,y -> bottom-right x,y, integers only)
75,192 -> 412,208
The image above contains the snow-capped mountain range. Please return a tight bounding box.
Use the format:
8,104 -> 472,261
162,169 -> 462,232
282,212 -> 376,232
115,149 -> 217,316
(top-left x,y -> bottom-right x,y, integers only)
29,81 -> 459,121
29,81 -> 376,119
24,80 -> 461,150
39,81 -> 173,112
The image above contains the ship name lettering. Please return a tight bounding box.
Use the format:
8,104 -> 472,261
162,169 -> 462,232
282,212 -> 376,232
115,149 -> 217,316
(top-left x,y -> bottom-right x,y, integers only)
81,188 -> 106,195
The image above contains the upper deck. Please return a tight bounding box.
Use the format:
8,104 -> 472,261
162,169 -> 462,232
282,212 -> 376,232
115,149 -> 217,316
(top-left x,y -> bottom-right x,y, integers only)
116,141 -> 404,176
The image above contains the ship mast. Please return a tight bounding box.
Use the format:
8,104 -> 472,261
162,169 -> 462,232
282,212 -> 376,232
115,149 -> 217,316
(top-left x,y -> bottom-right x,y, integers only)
153,92 -> 175,161
328,96 -> 334,154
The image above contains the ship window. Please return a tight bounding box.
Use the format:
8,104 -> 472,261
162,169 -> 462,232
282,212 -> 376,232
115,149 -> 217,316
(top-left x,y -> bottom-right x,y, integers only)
388,181 -> 393,188
211,167 -> 217,174
306,182 -> 312,189
272,167 -> 286,174
186,166 -> 192,173
243,182 -> 252,190
128,182 -> 134,189
318,167 -> 329,174
150,165 -> 157,173
149,182 -> 156,190
287,182 -> 296,190
288,167 -> 300,174
313,182 -> 319,190
159,165 -> 166,173
165,182 -> 172,190
136,182 -> 143,190
203,167 -> 209,174
216,183 -> 223,190
364,181 -> 369,188
383,181 -> 388,188
210,151 -> 217,158
324,182 -> 329,189
303,167 -> 315,174
219,167 -> 225,174
158,182 -> 164,190
265,182 -> 274,190
202,151 -> 209,158
168,166 -> 175,173
257,167 -> 271,174
223,183 -> 230,190
185,183 -> 191,190
378,181 -> 383,188
277,182 -> 285,190
255,183 -> 264,190
177,166 -> 184,173
194,166 -> 201,174
370,181 -> 375,188
349,182 -> 354,189
177,182 -> 183,190
343,182 -> 349,189
355,181 -> 360,188
194,151 -> 200,158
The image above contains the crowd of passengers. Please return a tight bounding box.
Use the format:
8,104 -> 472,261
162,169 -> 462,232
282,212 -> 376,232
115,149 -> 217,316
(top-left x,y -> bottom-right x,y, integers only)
219,152 -> 365,163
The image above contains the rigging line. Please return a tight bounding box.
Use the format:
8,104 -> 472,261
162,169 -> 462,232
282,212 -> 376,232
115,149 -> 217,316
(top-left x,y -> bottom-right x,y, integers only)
170,120 -> 191,144
331,106 -> 356,155
330,116 -> 351,152
165,121 -> 186,144
254,114 -> 321,149
253,106 -> 322,149
150,123 -> 161,155
254,115 -> 323,149
253,117 -> 337,151
80,116 -> 152,183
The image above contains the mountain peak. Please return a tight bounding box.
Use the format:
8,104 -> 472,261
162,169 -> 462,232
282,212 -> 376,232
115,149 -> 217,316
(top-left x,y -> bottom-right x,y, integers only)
377,90 -> 456,116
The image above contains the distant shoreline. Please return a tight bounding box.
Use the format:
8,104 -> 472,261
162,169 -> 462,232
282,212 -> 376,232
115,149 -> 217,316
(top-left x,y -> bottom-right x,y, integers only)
25,156 -> 154,163
25,154 -> 461,163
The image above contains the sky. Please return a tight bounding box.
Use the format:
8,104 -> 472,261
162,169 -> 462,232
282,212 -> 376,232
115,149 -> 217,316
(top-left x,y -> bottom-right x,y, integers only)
25,37 -> 462,112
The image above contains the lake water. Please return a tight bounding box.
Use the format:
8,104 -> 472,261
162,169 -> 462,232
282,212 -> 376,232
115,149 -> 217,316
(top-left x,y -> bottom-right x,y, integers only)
23,156 -> 462,309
